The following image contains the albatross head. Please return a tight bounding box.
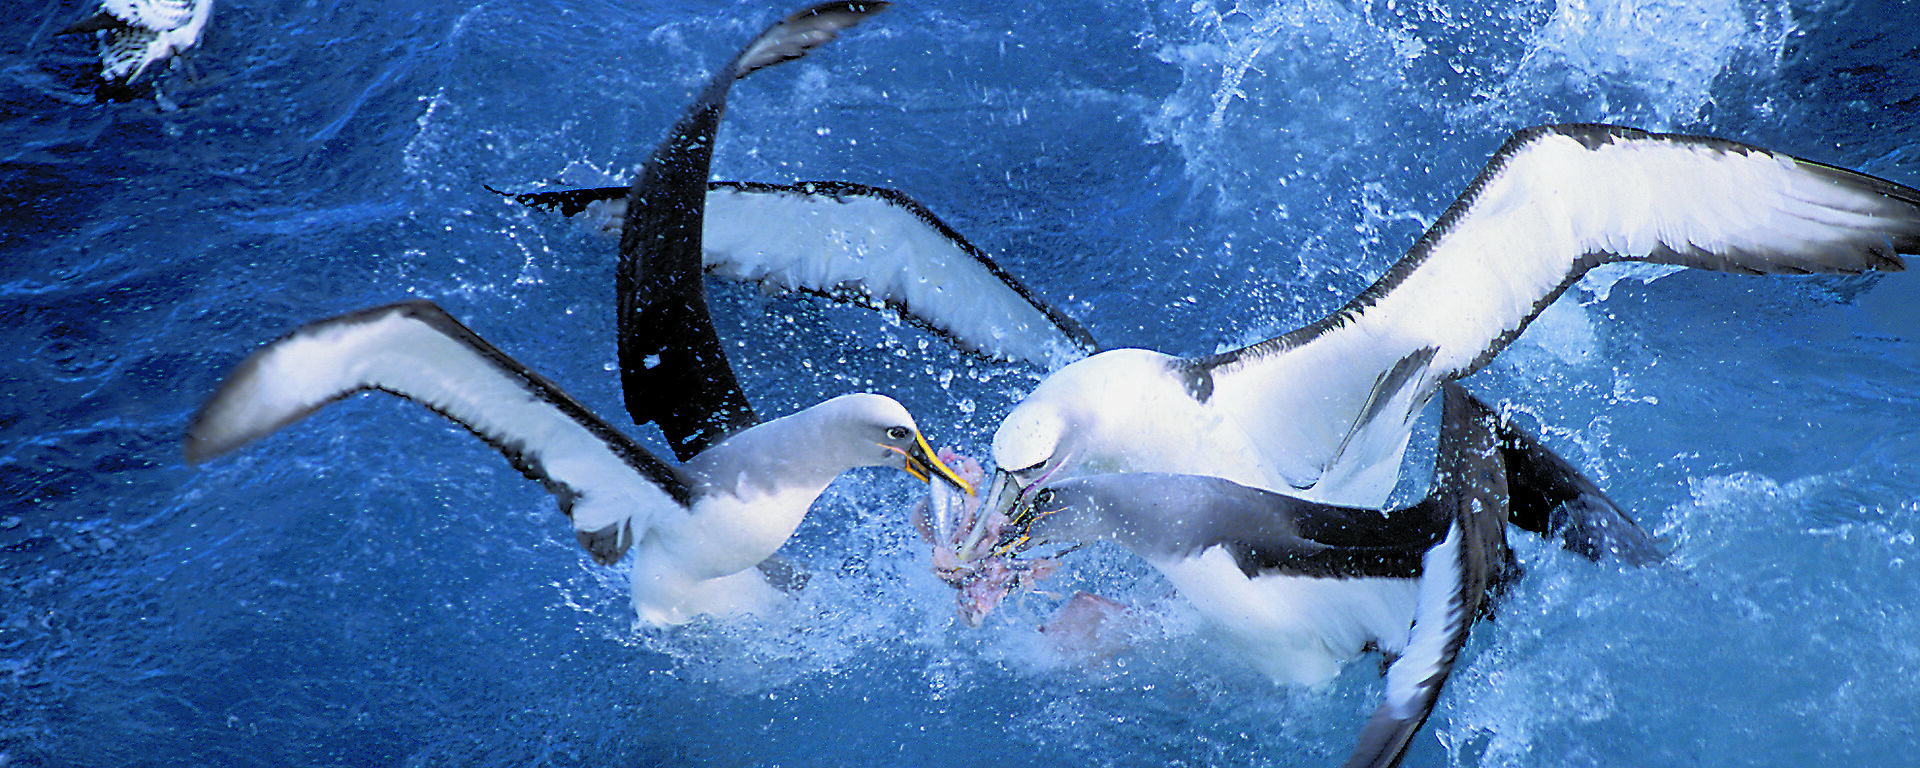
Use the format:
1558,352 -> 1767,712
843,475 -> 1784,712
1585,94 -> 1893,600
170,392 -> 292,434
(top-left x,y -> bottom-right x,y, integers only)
973,380 -> 1081,546
815,394 -> 974,493
962,350 -> 1186,559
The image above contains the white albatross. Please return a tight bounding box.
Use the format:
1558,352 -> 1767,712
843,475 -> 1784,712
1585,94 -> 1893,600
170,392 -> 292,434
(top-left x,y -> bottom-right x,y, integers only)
62,0 -> 213,84
183,300 -> 969,626
185,1 -> 972,626
964,124 -> 1920,549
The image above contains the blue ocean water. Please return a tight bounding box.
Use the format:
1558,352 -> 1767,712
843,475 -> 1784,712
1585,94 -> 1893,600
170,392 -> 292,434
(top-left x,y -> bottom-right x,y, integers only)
4,0 -> 1918,765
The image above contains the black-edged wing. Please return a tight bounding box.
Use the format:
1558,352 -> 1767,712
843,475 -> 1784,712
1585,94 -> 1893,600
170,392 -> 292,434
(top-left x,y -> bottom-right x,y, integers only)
498,179 -> 1099,369
184,300 -> 691,566
1192,124 -> 1920,502
617,2 -> 890,462
1344,383 -> 1511,768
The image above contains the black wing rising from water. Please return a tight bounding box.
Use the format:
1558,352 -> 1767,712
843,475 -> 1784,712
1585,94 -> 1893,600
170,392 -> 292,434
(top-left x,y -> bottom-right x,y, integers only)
617,2 -> 889,462
1344,383 -> 1511,768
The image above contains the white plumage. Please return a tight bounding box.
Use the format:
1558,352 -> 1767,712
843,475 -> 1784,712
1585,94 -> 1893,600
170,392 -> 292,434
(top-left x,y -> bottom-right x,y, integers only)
185,300 -> 968,626
979,125 -> 1920,523
992,385 -> 1515,768
65,0 -> 213,83
497,179 -> 1099,370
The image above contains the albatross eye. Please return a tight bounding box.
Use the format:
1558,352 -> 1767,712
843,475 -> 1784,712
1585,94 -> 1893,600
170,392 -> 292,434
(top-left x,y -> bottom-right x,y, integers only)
886,426 -> 911,441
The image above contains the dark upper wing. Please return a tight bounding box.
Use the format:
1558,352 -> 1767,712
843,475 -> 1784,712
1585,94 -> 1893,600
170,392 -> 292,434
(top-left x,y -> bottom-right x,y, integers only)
496,179 -> 1099,369
1489,399 -> 1665,566
1040,473 -> 1440,580
183,300 -> 690,566
1345,383 -> 1511,768
1192,123 -> 1920,501
618,2 -> 889,462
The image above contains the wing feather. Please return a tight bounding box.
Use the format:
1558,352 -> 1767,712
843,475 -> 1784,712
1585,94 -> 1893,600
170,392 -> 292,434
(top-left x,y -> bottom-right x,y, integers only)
1199,124 -> 1920,504
1344,384 -> 1510,768
184,300 -> 689,565
617,2 -> 889,461
101,0 -> 196,31
499,180 -> 1097,368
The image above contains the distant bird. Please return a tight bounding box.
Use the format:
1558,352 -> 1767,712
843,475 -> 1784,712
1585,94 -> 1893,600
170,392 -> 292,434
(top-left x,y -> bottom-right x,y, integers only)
62,0 -> 213,84
184,2 -> 972,626
965,125 -> 1920,549
993,384 -> 1518,768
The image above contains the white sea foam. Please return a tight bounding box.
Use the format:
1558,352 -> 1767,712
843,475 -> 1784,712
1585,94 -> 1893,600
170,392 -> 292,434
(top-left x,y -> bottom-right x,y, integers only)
1145,0 -> 1792,214
1460,0 -> 1792,128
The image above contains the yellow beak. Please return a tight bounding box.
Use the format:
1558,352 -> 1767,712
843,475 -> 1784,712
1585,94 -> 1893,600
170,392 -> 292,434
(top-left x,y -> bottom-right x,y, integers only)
895,431 -> 974,496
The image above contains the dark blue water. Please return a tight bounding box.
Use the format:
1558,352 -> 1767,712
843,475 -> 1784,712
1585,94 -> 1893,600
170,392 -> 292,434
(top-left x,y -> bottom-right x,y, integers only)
5,1 -> 1917,765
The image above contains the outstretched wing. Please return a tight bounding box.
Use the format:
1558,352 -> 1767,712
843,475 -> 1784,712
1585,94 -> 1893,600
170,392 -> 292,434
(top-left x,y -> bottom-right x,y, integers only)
498,180 -> 1098,369
1344,383 -> 1511,768
1195,123 -> 1920,503
619,1 -> 890,462
184,300 -> 690,566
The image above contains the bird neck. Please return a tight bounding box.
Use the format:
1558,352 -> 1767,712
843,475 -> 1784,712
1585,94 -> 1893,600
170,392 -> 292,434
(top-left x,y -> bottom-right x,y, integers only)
682,405 -> 862,500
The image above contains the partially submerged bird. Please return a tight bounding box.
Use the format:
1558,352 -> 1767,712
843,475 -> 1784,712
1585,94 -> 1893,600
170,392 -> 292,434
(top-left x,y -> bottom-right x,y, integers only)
994,384 -> 1521,768
61,0 -> 213,84
185,2 -> 972,626
966,125 -> 1920,552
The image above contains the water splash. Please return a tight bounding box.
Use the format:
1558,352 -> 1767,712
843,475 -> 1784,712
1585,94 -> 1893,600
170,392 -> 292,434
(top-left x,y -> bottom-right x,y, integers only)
1457,0 -> 1793,128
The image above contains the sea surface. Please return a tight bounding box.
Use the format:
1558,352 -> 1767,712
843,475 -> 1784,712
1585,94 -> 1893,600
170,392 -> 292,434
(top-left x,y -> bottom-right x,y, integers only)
4,1 -> 1918,766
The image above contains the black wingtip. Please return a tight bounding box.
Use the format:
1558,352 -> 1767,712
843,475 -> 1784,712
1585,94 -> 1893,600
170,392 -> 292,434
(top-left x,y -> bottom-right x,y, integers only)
1342,708 -> 1424,768
491,184 -> 626,218
1341,384 -> 1511,768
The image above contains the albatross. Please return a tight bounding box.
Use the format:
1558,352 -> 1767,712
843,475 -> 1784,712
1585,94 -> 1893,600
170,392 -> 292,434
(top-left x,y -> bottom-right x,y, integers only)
965,125 -> 1920,547
183,301 -> 966,626
185,1 -> 971,626
993,383 -> 1515,768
